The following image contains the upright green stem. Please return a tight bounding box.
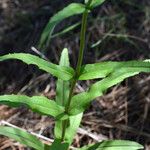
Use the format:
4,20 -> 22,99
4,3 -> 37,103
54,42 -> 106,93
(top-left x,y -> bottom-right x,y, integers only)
61,0 -> 93,142
65,0 -> 92,113
75,0 -> 92,74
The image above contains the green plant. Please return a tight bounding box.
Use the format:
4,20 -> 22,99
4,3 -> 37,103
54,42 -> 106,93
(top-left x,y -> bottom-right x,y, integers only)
0,0 -> 149,149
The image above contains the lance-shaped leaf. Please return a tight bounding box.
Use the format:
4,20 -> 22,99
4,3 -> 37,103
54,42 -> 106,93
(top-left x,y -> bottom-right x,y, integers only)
55,48 -> 83,144
79,61 -> 150,80
51,22 -> 81,39
0,53 -> 74,80
0,126 -> 45,150
90,0 -> 106,8
55,48 -> 70,141
56,48 -> 70,106
38,3 -> 86,48
78,140 -> 143,150
0,95 -> 67,119
70,62 -> 150,115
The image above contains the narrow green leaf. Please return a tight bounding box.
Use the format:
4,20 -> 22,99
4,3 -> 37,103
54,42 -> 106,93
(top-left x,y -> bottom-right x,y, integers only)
51,22 -> 81,39
38,3 -> 86,48
90,0 -> 106,8
70,62 -> 150,115
0,126 -> 45,150
0,53 -> 74,80
78,140 -> 143,150
79,61 -> 150,80
64,113 -> 83,143
0,95 -> 67,119
56,48 -> 70,106
55,48 -> 70,141
50,139 -> 69,150
55,48 -> 83,144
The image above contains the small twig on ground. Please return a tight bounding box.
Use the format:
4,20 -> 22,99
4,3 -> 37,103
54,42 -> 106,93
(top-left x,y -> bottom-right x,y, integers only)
77,127 -> 108,142
31,46 -> 49,60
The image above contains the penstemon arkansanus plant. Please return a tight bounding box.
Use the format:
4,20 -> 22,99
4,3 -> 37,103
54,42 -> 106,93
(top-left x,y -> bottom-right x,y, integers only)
0,0 -> 149,149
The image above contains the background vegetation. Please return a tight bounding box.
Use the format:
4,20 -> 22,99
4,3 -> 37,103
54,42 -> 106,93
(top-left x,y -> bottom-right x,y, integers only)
0,0 -> 150,149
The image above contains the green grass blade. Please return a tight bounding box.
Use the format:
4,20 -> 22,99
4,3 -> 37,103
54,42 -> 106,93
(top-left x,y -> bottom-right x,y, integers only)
78,140 -> 143,150
55,48 -> 83,144
79,61 -> 150,80
38,3 -> 86,48
0,53 -> 74,80
70,61 -> 150,115
0,95 -> 67,119
0,126 -> 45,150
51,22 -> 81,39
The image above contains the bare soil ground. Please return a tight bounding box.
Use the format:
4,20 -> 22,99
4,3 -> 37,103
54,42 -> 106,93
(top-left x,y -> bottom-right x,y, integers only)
0,0 -> 150,149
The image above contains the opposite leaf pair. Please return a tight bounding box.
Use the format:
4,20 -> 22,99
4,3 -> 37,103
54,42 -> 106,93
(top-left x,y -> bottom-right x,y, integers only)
0,51 -> 150,118
0,48 -> 149,149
